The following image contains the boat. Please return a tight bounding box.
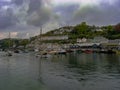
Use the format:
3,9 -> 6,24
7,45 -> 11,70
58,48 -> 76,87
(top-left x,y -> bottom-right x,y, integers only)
14,50 -> 20,53
35,50 -> 52,58
6,50 -> 12,56
84,50 -> 93,54
66,49 -> 74,53
48,49 -> 67,55
48,50 -> 57,55
99,49 -> 108,53
57,49 -> 67,55
99,49 -> 116,54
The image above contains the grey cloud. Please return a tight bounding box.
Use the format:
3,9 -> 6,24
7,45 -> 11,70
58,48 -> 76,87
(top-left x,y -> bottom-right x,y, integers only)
54,4 -> 80,26
0,0 -> 53,32
51,0 -> 120,26
3,24 -> 40,38
0,8 -> 18,29
6,24 -> 38,32
27,0 -> 42,14
12,0 -> 24,6
70,2 -> 120,26
16,32 -> 28,38
27,0 -> 52,27
27,8 -> 51,27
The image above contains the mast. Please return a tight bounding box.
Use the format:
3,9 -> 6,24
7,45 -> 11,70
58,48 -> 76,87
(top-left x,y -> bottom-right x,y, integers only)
40,26 -> 42,41
7,32 -> 12,56
39,26 -> 42,51
8,32 -> 11,49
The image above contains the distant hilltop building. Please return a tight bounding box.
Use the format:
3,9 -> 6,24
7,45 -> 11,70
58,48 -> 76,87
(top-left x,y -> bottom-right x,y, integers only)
40,35 -> 68,41
94,27 -> 103,32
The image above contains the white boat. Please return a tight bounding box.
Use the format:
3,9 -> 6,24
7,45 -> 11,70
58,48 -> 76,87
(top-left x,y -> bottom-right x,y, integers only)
35,50 -> 51,58
57,49 -> 67,55
6,50 -> 12,56
36,53 -> 51,58
48,49 -> 67,55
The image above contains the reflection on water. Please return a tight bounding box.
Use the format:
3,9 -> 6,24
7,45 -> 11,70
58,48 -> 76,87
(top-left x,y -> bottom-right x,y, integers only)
0,53 -> 120,90
0,53 -> 46,90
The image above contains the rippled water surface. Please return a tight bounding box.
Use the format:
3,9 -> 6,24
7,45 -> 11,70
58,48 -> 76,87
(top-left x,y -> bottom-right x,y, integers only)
0,52 -> 120,90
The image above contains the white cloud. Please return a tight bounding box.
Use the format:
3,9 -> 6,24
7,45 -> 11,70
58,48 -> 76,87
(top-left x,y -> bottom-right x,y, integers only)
2,0 -> 11,2
52,0 -> 118,7
52,0 -> 101,6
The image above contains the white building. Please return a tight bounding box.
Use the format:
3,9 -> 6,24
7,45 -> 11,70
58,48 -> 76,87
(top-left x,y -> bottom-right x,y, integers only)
93,36 -> 109,43
40,35 -> 68,41
109,39 -> 120,44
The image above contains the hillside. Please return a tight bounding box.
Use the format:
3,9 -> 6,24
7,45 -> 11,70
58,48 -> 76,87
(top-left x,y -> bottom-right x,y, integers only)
30,22 -> 120,44
43,26 -> 74,36
43,22 -> 120,39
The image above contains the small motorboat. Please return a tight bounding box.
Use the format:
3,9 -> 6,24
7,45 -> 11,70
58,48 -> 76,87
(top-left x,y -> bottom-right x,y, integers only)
14,50 -> 19,53
6,51 -> 12,56
84,50 -> 93,54
57,49 -> 67,55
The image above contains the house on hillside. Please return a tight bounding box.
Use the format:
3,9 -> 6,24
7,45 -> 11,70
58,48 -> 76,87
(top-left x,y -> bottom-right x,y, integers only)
93,36 -> 109,43
77,36 -> 108,47
53,26 -> 73,35
40,35 -> 68,41
77,38 -> 87,43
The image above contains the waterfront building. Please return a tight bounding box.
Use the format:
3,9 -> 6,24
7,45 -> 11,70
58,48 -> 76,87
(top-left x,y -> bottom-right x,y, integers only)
108,39 -> 120,45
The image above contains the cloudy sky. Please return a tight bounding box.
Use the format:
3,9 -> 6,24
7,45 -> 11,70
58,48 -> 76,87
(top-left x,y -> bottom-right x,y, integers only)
0,0 -> 120,39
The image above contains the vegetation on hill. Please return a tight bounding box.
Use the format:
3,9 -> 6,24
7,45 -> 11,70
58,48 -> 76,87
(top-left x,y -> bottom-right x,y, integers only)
1,22 -> 120,47
0,39 -> 30,49
43,22 -> 120,40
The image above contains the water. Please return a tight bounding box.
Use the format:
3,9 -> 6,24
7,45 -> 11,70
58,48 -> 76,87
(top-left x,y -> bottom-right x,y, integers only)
0,52 -> 120,90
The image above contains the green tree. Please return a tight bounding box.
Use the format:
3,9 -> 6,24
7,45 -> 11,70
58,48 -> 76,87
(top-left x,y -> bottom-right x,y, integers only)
19,39 -> 29,48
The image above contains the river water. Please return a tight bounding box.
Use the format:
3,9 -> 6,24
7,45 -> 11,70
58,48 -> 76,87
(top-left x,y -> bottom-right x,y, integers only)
0,52 -> 120,90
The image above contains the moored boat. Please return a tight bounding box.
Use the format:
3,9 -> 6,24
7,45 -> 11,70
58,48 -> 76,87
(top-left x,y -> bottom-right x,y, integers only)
99,49 -> 116,54
84,50 -> 93,54
66,49 -> 74,53
57,49 -> 67,55
6,50 -> 12,56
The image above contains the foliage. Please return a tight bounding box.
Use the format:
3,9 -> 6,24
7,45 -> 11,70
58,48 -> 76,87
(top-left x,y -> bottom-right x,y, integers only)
19,39 -> 30,48
0,39 -> 30,49
14,22 -> 120,45
115,23 -> 120,32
